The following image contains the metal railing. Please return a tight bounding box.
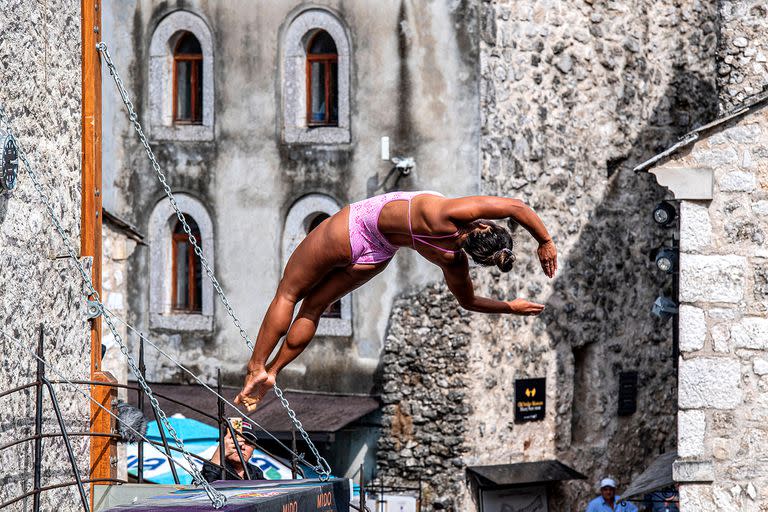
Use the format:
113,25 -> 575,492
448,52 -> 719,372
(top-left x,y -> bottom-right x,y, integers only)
0,325 -> 125,511
66,334 -> 305,485
0,326 -> 306,512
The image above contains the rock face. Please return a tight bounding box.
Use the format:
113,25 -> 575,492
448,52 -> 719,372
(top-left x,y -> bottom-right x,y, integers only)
717,1 -> 768,111
0,1 -> 91,509
379,0 -> 718,509
377,284 -> 474,508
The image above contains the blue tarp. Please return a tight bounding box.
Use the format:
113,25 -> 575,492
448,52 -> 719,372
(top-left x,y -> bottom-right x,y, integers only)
127,416 -> 302,483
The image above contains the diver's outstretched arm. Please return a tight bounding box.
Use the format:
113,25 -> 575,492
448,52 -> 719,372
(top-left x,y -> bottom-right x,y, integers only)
441,254 -> 544,315
443,196 -> 552,243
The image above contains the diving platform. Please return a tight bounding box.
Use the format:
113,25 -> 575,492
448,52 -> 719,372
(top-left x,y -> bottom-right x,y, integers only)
96,479 -> 351,512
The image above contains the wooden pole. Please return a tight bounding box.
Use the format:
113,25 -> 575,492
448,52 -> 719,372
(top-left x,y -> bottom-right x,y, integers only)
82,0 -> 109,502
81,0 -> 102,364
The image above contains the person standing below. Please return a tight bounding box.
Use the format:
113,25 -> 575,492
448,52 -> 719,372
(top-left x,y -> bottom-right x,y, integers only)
586,478 -> 638,512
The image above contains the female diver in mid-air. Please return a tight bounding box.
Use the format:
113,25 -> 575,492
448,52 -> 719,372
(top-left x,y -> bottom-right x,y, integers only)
234,191 -> 558,411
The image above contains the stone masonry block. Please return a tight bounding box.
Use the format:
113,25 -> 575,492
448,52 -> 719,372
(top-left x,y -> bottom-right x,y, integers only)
680,484 -> 718,509
680,201 -> 712,253
693,147 -> 739,168
679,357 -> 742,409
719,171 -> 757,192
753,359 -> 768,375
678,410 -> 706,457
679,305 -> 707,352
731,317 -> 768,349
711,324 -> 731,353
723,122 -> 762,143
680,254 -> 747,303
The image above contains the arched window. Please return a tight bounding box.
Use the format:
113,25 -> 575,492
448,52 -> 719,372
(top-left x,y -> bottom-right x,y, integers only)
149,194 -> 214,332
149,11 -> 214,141
305,213 -> 341,318
281,9 -> 351,144
171,217 -> 202,312
173,32 -> 203,124
306,31 -> 338,127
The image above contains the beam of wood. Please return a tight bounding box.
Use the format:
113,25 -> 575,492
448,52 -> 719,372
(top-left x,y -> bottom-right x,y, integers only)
82,0 -> 108,500
90,372 -> 118,485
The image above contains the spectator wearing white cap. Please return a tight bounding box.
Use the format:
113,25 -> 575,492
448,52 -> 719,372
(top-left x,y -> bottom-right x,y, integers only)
585,478 -> 638,512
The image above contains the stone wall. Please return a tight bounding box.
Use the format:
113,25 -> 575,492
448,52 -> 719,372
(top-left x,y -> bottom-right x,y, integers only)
377,284 -> 473,508
379,0 -> 719,509
717,0 -> 768,112
101,220 -> 141,397
0,1 -> 92,510
654,105 -> 768,510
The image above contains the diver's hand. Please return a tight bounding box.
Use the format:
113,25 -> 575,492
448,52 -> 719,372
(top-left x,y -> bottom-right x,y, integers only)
537,239 -> 557,278
506,298 -> 545,316
234,368 -> 276,412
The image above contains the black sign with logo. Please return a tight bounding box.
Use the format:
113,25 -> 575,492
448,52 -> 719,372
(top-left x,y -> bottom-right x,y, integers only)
514,378 -> 546,423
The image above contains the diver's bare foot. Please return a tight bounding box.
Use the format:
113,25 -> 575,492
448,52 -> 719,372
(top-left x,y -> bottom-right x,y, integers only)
234,368 -> 276,412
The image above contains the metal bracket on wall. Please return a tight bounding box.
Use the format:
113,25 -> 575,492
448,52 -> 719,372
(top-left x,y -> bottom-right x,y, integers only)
86,300 -> 102,320
1,134 -> 18,193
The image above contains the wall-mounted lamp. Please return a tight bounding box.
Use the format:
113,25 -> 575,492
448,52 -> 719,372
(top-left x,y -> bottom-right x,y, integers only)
652,201 -> 676,227
391,156 -> 415,176
1,135 -> 18,193
650,246 -> 678,274
651,296 -> 678,322
372,136 -> 415,193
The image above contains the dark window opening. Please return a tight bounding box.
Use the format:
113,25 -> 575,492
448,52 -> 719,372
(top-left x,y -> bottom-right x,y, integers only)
172,217 -> 202,313
618,371 -> 638,416
306,31 -> 338,127
173,32 -> 203,124
306,212 -> 341,318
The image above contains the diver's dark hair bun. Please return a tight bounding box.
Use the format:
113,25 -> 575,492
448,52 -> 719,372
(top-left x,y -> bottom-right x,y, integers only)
493,248 -> 515,272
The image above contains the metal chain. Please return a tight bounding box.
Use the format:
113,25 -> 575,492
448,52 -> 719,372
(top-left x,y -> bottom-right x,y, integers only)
106,307 -> 330,474
0,109 -> 227,509
96,41 -> 331,479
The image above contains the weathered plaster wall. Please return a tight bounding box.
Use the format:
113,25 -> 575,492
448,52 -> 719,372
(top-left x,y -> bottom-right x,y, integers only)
0,1 -> 91,510
716,0 -> 768,112
379,0 -> 718,509
655,106 -> 768,510
102,0 -> 479,393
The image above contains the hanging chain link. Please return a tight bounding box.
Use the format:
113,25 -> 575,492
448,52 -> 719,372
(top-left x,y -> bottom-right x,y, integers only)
96,42 -> 331,479
0,108 -> 227,509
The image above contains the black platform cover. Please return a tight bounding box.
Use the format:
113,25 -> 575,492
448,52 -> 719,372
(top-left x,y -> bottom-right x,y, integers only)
103,479 -> 350,512
467,460 -> 586,488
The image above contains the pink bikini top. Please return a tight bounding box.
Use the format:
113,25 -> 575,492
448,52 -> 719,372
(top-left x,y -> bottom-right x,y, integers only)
406,194 -> 461,254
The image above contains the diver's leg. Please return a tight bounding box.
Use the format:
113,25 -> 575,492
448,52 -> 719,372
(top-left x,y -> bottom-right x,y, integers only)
269,262 -> 389,377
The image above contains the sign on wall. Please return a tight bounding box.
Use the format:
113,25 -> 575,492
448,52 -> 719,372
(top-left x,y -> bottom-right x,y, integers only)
514,378 -> 546,423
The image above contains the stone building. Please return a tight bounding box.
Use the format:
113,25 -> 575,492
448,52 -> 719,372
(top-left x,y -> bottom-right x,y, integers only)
637,91 -> 768,511
379,0 -> 719,509
99,0 -> 768,510
0,1 -> 93,509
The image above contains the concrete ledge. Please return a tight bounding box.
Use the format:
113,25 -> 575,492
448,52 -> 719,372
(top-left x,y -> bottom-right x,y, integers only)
673,459 -> 715,483
650,167 -> 714,200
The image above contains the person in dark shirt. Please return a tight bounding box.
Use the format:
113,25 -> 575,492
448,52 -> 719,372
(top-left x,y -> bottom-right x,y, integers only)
201,420 -> 265,482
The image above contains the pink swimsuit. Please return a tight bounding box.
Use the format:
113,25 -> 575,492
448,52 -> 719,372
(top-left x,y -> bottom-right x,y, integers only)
348,191 -> 460,264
